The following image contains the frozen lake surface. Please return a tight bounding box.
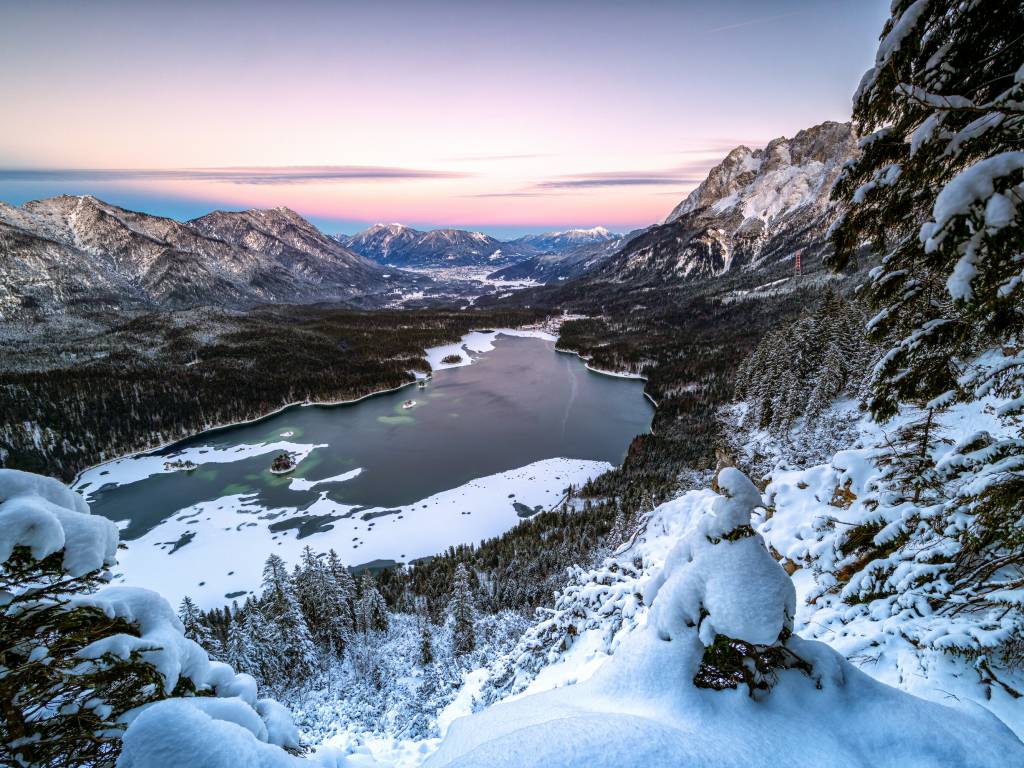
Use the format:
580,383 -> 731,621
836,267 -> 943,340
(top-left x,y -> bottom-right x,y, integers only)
75,332 -> 655,607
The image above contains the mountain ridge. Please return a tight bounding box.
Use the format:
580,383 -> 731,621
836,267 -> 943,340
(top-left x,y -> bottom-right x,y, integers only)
0,195 -> 423,319
580,120 -> 858,290
338,223 -> 621,269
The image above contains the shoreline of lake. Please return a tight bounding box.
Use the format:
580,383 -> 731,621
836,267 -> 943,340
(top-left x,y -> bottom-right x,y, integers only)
72,326 -> 598,489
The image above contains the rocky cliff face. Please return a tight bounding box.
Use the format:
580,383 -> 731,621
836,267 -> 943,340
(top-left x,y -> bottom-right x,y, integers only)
592,121 -> 857,287
0,196 -> 422,319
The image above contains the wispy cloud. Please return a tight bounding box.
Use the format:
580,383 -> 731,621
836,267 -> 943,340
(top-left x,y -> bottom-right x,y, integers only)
444,153 -> 550,162
535,169 -> 704,190
464,191 -> 551,198
707,8 -> 808,34
0,166 -> 467,185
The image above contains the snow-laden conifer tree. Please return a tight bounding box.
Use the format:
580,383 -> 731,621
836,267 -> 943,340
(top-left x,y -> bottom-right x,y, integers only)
420,620 -> 435,666
295,546 -> 353,655
177,595 -> 213,649
261,553 -> 319,684
356,572 -> 390,635
0,469 -> 300,767
829,0 -> 1024,668
224,610 -> 260,680
327,548 -> 357,638
448,563 -> 476,657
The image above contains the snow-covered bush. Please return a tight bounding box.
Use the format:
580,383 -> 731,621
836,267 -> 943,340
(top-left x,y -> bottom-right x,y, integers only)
647,468 -> 812,693
759,387 -> 1024,734
0,468 -> 299,768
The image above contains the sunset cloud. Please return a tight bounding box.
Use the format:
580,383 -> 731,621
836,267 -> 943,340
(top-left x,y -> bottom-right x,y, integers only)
0,166 -> 467,186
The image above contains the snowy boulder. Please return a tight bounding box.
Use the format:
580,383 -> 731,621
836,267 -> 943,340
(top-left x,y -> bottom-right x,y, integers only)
0,467 -> 117,577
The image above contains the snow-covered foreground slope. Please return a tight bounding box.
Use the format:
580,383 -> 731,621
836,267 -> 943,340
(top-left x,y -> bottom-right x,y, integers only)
4,447 -> 1022,767
426,470 -> 1023,768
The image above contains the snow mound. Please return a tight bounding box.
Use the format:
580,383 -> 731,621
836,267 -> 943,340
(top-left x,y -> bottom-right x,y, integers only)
0,467 -> 118,577
118,698 -> 300,768
429,470 -> 1024,768
645,468 -> 795,648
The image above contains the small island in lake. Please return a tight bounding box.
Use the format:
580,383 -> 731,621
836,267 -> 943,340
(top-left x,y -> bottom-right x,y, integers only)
441,353 -> 462,364
163,459 -> 198,472
269,452 -> 297,474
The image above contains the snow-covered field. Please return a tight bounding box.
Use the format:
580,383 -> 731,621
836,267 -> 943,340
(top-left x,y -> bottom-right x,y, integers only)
399,265 -> 540,291
110,456 -> 610,609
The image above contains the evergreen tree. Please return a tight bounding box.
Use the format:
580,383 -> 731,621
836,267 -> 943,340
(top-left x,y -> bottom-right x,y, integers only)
806,342 -> 847,424
260,554 -> 319,684
448,563 -> 476,657
407,661 -> 443,740
240,603 -> 277,682
419,621 -> 434,666
261,553 -> 291,604
224,610 -> 260,679
1,548 -> 169,768
830,0 -> 1023,418
327,549 -> 358,627
356,572 -> 390,635
177,595 -> 213,649
295,546 -> 353,655
609,500 -> 629,548
273,585 -> 320,684
828,0 -> 1024,663
875,410 -> 947,507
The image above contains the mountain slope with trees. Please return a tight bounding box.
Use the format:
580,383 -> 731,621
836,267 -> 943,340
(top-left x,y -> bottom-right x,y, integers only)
0,196 -> 427,319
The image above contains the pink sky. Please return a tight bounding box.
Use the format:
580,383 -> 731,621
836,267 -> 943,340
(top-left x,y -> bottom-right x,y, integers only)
0,1 -> 889,236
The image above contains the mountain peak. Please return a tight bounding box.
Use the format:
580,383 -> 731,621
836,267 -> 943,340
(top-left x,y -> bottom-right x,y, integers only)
665,120 -> 855,223
1,194 -> 418,318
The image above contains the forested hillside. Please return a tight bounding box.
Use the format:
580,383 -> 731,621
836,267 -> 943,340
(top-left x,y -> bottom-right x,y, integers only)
0,306 -> 543,480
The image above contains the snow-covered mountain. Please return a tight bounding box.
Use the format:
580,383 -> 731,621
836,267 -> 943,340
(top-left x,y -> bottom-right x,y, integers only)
509,226 -> 619,253
589,121 -> 857,287
0,196 -> 421,318
487,231 -> 635,284
339,224 -> 522,268
340,224 -> 622,271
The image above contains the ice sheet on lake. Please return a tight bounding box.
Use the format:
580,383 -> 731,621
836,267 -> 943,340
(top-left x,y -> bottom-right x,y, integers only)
111,457 -> 612,609
75,440 -> 326,502
423,329 -> 557,372
288,468 -> 363,492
